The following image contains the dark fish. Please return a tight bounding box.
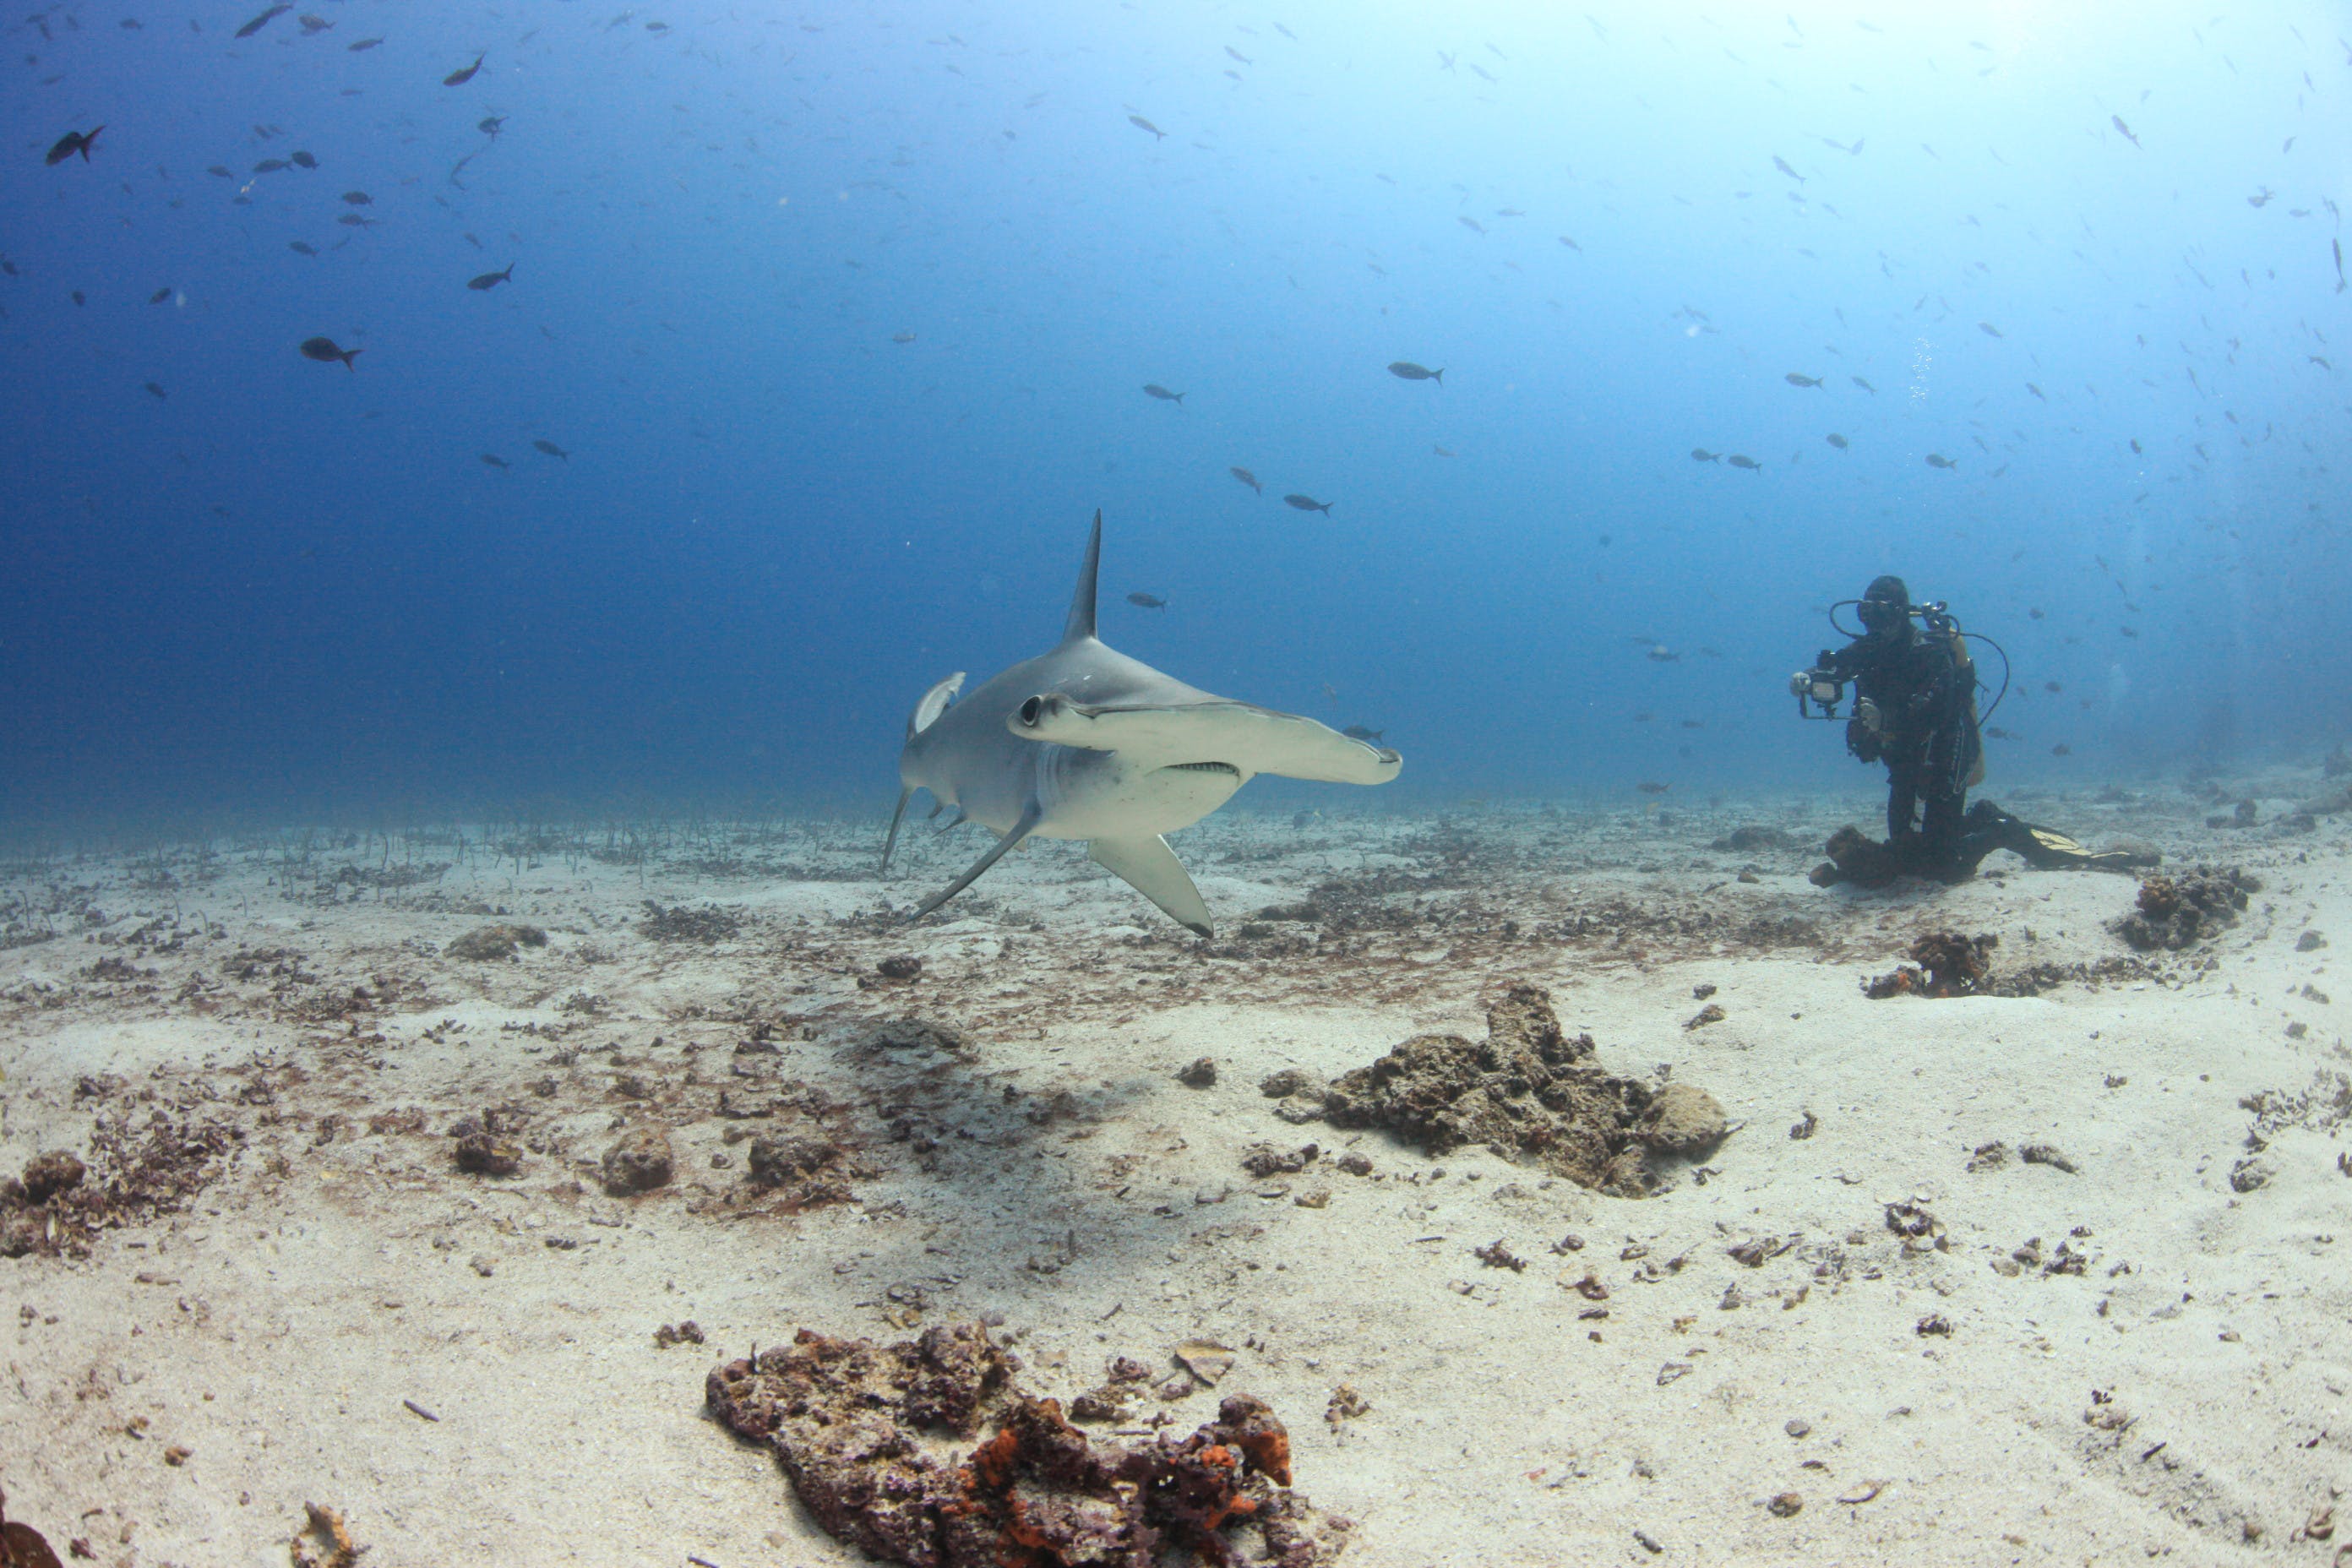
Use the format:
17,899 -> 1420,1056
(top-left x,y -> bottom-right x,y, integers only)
1690,448 -> 1720,462
299,335 -> 360,368
297,13 -> 330,30
1984,726 -> 2013,740
288,240 -> 318,254
467,263 -> 514,290
340,190 -> 371,205
2051,743 -> 2072,757
1851,376 -> 1876,394
2026,382 -> 2045,400
1784,372 -> 1821,388
2334,237 -> 2344,292
206,164 -> 233,177
2028,607 -> 2044,619
1340,724 -> 1384,742
890,330 -> 916,344
478,115 -> 505,136
480,453 -> 510,470
1141,383 -> 1184,404
2110,114 -> 2138,147
1925,453 -> 1957,469
45,127 -> 103,165
1977,320 -> 2002,338
1275,21 -> 1295,38
1283,493 -> 1332,514
149,286 -> 172,303
347,35 -> 383,50
1225,46 -> 1250,64
1388,361 -> 1444,384
336,214 -> 375,227
531,438 -> 569,460
144,380 -> 166,398
1431,444 -> 1455,457
1457,215 -> 1486,235
1725,454 -> 1761,471
1558,235 -> 1582,251
1772,155 -> 1805,183
443,52 -> 486,85
71,290 -> 85,306
253,158 -> 290,173
233,3 -> 289,37
1127,113 -> 1165,140
1825,433 -> 1848,449
2129,438 -> 2142,454
1125,591 -> 1166,610
1636,781 -> 1669,795
1229,466 -> 1261,493
1468,62 -> 1496,82
289,150 -> 316,169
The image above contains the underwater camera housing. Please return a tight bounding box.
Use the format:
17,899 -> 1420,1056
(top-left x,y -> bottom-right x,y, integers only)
1791,667 -> 1848,719
1796,597 -> 2012,724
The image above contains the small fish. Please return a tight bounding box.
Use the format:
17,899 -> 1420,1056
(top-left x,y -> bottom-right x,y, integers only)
1141,383 -> 1184,404
253,158 -> 290,173
1643,644 -> 1680,663
347,35 -> 383,50
149,286 -> 172,304
299,335 -> 360,368
1725,454 -> 1761,471
1224,45 -> 1250,64
1772,155 -> 1805,183
1127,113 -> 1165,140
1283,493 -> 1332,514
478,115 -> 505,137
2044,681 -> 2062,694
1984,726 -> 2013,740
2129,438 -> 2142,454
1851,375 -> 1876,394
1494,207 -> 1523,218
289,150 -> 316,169
2333,237 -> 2344,293
1340,724 -> 1384,742
143,380 -> 166,398
288,240 -> 318,254
2246,186 -> 2273,209
1275,22 -> 1295,38
71,290 -> 85,306
467,263 -> 515,290
1690,448 -> 1720,462
331,214 -> 373,228
1468,62 -> 1496,82
207,165 -> 233,177
480,452 -> 510,470
1925,453 -> 1957,469
890,330 -> 916,344
1388,361 -> 1444,384
2026,382 -> 2045,400
2118,625 -> 2138,639
2311,355 -> 2333,371
1229,466 -> 1261,493
1457,215 -> 1486,235
1431,444 -> 1455,457
297,13 -> 330,30
2111,114 -> 2138,147
1784,372 -> 1821,388
1977,321 -> 2002,338
1636,781 -> 1669,795
443,52 -> 486,86
233,3 -> 288,37
532,438 -> 569,460
1125,591 -> 1167,610
1558,235 -> 1582,251
2028,607 -> 2044,619
2051,743 -> 2072,757
1825,433 -> 1848,449
46,127 -> 104,165
340,190 -> 372,205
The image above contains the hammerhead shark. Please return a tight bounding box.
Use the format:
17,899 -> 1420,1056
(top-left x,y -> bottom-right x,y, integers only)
883,512 -> 1402,934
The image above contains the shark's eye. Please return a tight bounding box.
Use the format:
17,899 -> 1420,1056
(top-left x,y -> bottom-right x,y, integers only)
1019,696 -> 1044,727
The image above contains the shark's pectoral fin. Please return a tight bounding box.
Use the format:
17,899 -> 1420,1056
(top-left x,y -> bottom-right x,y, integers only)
1089,836 -> 1212,937
906,672 -> 966,738
910,801 -> 1042,922
1012,695 -> 1402,786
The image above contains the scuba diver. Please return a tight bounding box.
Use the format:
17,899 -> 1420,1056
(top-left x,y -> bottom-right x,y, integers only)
1790,575 -> 2150,886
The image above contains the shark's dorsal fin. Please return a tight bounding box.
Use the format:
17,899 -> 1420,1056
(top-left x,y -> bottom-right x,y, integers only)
1061,509 -> 1102,645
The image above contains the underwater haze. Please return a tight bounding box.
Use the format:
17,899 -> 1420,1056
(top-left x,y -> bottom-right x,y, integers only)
3,0 -> 2348,832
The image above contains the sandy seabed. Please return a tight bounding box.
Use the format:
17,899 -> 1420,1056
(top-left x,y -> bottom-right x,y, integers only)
0,776 -> 2345,1568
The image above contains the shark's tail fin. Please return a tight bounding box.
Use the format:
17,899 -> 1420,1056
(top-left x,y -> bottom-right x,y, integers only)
1062,509 -> 1102,643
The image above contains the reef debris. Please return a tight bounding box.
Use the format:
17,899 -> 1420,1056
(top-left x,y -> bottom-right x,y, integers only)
1,1110 -> 241,1260
1862,932 -> 1998,999
1298,983 -> 1723,1195
705,1320 -> 1347,1567
445,923 -> 546,961
2115,868 -> 2257,950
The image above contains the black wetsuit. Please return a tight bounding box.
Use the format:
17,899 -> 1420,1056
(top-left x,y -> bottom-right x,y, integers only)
1816,621 -> 1982,877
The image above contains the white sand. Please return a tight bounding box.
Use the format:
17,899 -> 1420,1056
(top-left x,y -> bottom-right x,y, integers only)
2,778 -> 2345,1566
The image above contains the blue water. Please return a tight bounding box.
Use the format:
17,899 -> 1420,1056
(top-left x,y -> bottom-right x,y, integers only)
5,1 -> 2346,831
